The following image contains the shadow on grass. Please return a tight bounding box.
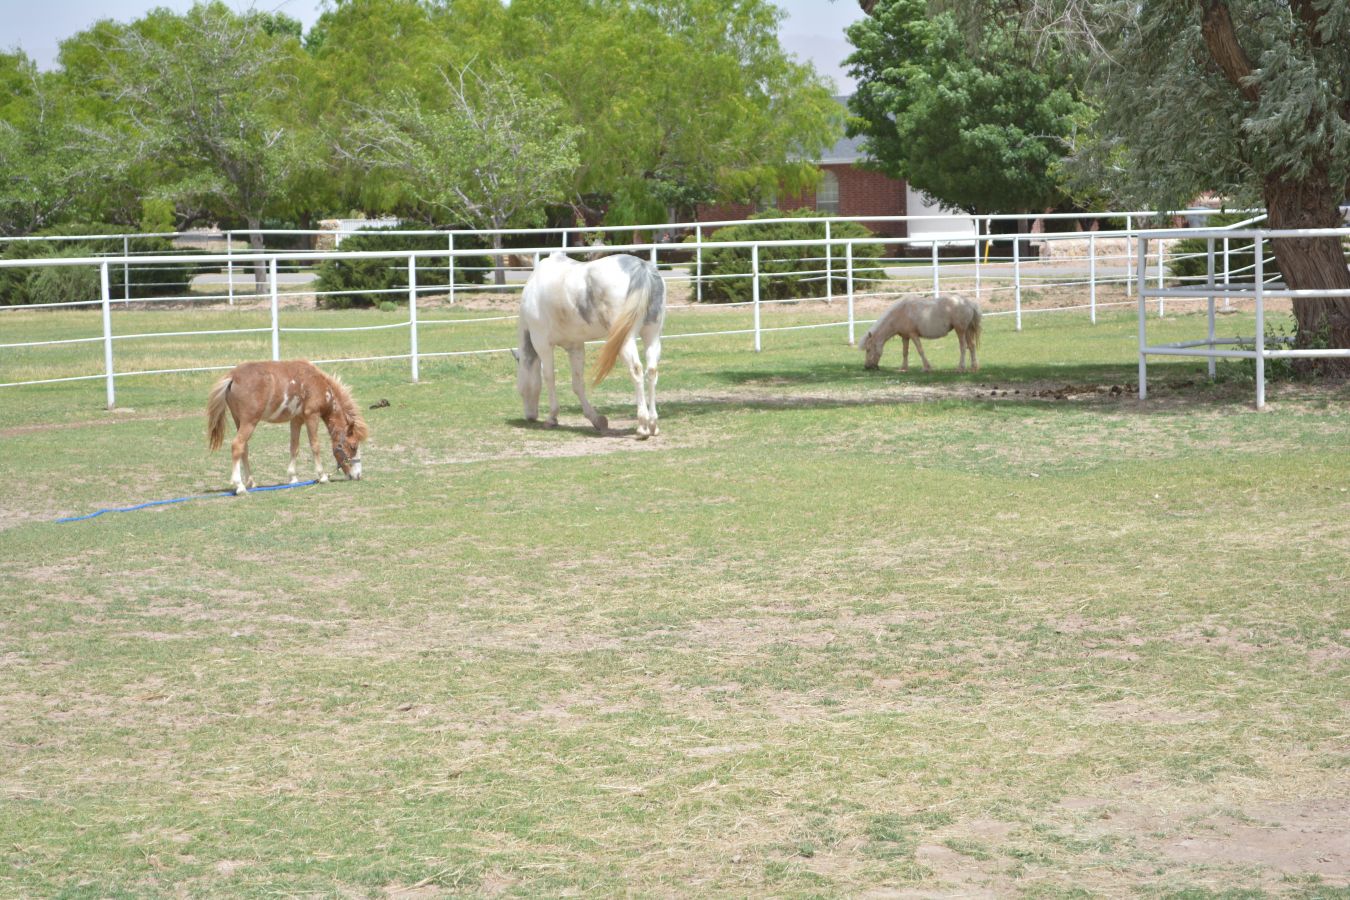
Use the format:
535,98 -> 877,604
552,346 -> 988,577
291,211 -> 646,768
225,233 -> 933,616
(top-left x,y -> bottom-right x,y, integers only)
502,417 -> 640,438
653,359 -> 1315,421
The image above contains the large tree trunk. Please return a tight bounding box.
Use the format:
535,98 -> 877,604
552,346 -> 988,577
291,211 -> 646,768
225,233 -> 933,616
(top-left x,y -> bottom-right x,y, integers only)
1262,169 -> 1350,375
247,216 -> 268,294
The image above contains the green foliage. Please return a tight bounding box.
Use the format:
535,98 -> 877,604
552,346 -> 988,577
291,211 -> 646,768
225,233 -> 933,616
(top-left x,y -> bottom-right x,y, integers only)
697,210 -> 884,304
1082,1 -> 1350,216
0,224 -> 207,306
138,198 -> 176,235
350,68 -> 581,233
846,0 -> 1088,214
312,227 -> 489,309
1167,215 -> 1283,284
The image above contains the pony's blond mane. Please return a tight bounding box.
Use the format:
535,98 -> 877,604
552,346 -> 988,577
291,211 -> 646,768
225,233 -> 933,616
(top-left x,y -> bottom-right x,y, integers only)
325,372 -> 369,441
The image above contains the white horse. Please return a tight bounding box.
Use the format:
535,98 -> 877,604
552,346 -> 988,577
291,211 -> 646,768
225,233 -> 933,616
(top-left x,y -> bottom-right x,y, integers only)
515,252 -> 665,438
861,293 -> 982,372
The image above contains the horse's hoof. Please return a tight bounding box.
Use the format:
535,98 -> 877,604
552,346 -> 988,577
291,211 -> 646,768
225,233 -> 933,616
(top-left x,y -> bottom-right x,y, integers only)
593,415 -> 608,433
289,477 -> 299,485
246,479 -> 256,489
543,419 -> 558,429
234,485 -> 247,496
319,474 -> 329,484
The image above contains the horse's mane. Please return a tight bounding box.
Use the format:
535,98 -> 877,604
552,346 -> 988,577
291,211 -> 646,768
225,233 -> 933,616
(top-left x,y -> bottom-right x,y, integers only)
325,372 -> 369,441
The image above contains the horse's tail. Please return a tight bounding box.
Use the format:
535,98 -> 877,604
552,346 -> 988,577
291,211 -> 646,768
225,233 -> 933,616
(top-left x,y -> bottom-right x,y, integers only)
967,303 -> 982,351
591,259 -> 662,387
206,374 -> 233,452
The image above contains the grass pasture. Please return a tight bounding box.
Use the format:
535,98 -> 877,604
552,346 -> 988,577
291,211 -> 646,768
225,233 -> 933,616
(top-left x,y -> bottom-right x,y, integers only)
1,297 -> 1347,897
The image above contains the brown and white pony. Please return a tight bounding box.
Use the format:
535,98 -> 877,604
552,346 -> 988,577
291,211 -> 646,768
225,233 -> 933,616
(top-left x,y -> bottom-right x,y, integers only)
207,360 -> 368,495
861,293 -> 982,372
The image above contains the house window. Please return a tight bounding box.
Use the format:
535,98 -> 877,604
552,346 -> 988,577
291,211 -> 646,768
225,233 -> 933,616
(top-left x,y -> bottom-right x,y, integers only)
816,171 -> 840,214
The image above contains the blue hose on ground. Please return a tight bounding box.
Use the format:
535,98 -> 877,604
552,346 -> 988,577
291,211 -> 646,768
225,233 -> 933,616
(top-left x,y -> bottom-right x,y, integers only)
55,479 -> 320,523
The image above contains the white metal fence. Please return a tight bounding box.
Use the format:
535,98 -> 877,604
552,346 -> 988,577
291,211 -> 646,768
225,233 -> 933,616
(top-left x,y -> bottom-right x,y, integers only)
1136,225 -> 1350,408
0,209 -> 1320,409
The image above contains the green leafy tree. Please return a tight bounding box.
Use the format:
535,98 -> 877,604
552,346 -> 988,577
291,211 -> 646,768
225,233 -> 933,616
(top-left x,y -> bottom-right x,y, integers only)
480,0 -> 842,224
845,0 -> 1088,217
346,66 -> 582,284
69,3 -> 321,289
0,52 -> 96,235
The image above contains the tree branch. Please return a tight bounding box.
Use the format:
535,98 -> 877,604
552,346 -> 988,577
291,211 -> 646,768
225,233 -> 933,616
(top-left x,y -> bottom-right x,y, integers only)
1198,0 -> 1259,103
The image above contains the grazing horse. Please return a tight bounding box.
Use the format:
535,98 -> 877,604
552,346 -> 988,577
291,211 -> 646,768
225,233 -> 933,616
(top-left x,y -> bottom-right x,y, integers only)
207,360 -> 367,495
861,293 -> 982,372
515,251 -> 665,439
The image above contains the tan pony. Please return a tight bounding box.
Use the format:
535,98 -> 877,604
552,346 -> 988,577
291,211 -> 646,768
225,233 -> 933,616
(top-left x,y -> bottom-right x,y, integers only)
207,360 -> 367,495
861,293 -> 982,372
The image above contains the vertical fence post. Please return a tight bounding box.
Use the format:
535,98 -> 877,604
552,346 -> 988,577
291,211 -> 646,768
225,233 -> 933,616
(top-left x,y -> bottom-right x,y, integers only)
122,236 -> 131,301
1089,232 -> 1097,324
100,262 -> 116,410
1205,237 -> 1217,380
973,223 -> 981,302
1125,215 -> 1134,296
409,255 -> 420,384
269,257 -> 280,362
650,241 -> 657,266
695,224 -> 703,303
1156,238 -> 1166,316
752,244 -> 761,353
1254,237 -> 1265,409
846,241 -> 855,346
1222,236 -> 1232,311
1013,232 -> 1022,332
931,240 -> 940,295
1137,237 -> 1148,400
824,220 -> 833,304
226,232 -> 235,306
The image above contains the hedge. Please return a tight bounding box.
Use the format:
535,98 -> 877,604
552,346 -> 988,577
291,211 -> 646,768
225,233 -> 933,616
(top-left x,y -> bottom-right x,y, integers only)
696,210 -> 885,304
313,227 -> 490,309
0,224 -> 210,307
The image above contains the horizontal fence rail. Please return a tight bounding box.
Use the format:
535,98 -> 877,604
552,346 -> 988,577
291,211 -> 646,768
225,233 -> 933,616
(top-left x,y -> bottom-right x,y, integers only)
3,211 -> 1348,408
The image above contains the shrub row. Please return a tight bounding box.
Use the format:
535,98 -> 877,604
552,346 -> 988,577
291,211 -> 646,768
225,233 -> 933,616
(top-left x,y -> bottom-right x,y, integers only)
0,224 -> 209,306
313,227 -> 491,309
695,210 -> 886,304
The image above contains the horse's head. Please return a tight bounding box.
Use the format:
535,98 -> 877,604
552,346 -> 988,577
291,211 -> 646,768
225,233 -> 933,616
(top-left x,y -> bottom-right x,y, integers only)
860,329 -> 882,369
327,406 -> 368,480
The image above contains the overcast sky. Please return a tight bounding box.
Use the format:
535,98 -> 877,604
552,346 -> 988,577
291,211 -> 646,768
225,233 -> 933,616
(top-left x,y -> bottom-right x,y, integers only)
4,0 -> 866,92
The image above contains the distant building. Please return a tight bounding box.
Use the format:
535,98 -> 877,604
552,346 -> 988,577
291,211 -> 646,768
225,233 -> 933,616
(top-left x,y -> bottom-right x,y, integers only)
696,100 -> 976,249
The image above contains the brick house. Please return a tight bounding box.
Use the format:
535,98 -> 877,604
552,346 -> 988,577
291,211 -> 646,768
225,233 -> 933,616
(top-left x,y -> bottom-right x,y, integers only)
696,130 -> 911,238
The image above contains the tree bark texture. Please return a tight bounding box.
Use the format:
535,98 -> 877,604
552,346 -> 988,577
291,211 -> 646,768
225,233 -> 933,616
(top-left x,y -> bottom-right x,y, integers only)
248,218 -> 268,294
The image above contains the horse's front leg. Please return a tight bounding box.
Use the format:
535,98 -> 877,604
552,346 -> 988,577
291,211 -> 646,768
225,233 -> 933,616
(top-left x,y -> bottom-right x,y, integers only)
913,336 -> 933,372
229,421 -> 256,495
641,328 -> 662,436
287,420 -> 302,484
901,336 -> 911,372
305,415 -> 329,484
566,346 -> 607,433
619,339 -> 654,439
541,344 -> 560,427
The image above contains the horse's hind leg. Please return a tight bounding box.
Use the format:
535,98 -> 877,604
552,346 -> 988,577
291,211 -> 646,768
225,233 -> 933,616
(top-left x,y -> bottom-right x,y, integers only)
621,339 -> 653,439
642,327 -> 662,436
229,421 -> 256,495
956,327 -> 968,371
901,336 -> 911,371
566,346 -> 607,433
287,420 -> 302,484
